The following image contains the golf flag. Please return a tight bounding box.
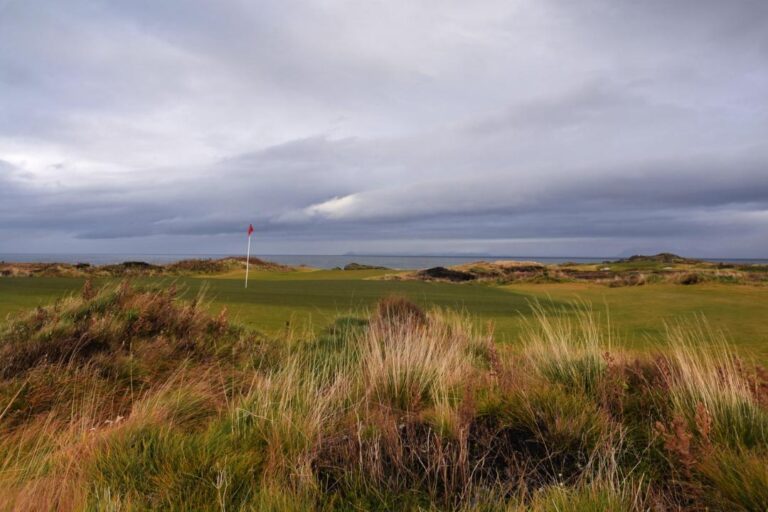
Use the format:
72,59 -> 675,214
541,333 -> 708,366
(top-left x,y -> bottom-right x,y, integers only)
245,224 -> 254,288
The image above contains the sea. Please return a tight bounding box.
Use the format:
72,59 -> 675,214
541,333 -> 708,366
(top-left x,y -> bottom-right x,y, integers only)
1,253 -> 767,270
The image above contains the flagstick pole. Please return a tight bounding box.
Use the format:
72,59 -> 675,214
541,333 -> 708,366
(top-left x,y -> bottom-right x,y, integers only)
245,234 -> 251,288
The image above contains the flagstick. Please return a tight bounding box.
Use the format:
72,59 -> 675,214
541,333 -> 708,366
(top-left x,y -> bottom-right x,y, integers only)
245,233 -> 251,288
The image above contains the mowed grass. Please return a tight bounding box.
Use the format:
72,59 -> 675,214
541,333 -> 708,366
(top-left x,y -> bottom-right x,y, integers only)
1,269 -> 767,357
507,282 -> 768,357
0,272 -> 543,340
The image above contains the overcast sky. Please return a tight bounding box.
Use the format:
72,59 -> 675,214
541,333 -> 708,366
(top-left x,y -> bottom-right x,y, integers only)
1,0 -> 767,257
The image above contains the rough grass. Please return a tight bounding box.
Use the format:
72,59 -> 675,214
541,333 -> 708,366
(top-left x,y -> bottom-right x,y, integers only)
0,283 -> 767,510
396,255 -> 768,287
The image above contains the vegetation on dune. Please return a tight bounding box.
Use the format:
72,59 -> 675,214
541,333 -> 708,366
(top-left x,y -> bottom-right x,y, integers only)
1,283 -> 767,510
0,257 -> 294,278
5,252 -> 768,288
392,253 -> 768,287
342,262 -> 391,271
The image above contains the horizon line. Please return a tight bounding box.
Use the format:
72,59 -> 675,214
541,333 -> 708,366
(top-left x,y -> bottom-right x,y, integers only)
0,251 -> 766,261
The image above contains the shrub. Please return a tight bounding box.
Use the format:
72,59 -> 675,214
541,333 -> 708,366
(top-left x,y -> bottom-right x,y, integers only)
676,272 -> 704,285
474,385 -> 619,489
373,295 -> 427,327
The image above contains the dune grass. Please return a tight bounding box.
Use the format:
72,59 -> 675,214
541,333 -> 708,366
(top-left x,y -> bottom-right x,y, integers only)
0,282 -> 766,510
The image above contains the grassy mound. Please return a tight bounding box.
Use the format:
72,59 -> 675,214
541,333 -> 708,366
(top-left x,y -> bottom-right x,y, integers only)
392,254 -> 768,287
0,282 -> 268,428
1,285 -> 767,510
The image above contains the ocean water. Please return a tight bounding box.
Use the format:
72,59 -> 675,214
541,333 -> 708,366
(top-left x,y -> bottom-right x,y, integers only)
1,253 -> 767,270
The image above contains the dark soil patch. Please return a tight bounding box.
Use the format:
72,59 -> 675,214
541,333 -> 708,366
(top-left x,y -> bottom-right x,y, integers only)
418,267 -> 476,282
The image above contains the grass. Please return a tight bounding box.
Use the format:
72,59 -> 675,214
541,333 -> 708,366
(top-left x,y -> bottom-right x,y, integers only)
1,282 -> 767,510
0,274 -> 545,339
2,270 -> 768,358
506,282 -> 768,358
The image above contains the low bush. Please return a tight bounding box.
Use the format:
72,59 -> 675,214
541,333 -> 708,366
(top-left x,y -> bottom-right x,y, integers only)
676,272 -> 704,285
373,294 -> 428,327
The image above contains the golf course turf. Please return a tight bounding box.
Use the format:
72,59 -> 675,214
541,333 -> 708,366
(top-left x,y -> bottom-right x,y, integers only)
1,268 -> 766,359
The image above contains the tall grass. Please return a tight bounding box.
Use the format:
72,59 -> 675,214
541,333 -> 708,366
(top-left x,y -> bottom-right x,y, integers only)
233,359 -> 350,487
522,301 -> 610,393
0,284 -> 766,510
361,308 -> 488,412
663,319 -> 768,448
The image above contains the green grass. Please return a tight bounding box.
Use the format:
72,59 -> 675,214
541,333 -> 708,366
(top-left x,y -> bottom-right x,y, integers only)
2,270 -> 767,358
0,273 -> 546,339
508,282 -> 768,357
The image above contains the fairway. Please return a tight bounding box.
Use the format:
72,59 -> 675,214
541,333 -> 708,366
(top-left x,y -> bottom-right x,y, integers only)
0,272 -> 545,341
1,271 -> 767,357
506,282 -> 768,356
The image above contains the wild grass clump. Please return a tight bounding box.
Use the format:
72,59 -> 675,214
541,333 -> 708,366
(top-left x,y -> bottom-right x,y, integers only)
361,307 -> 485,412
522,302 -> 609,394
232,360 -> 350,486
697,447 -> 768,510
663,320 -> 768,448
1,287 -> 767,510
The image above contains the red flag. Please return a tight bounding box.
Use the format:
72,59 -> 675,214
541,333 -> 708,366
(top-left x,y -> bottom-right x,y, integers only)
247,224 -> 254,236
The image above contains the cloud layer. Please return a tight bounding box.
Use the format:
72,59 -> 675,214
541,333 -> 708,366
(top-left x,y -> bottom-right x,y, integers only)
1,0 -> 767,257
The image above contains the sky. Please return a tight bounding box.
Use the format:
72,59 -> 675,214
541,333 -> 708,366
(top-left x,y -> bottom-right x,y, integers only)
1,0 -> 767,258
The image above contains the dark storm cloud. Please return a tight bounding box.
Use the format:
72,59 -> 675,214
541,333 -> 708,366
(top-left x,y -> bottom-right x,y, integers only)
1,0 -> 767,256
3,139 -> 765,244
